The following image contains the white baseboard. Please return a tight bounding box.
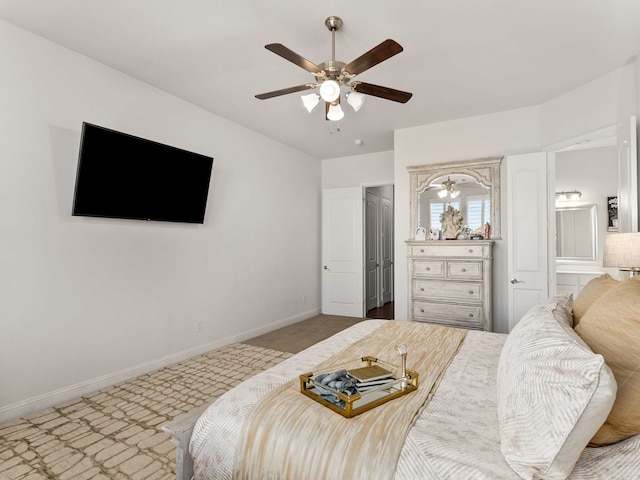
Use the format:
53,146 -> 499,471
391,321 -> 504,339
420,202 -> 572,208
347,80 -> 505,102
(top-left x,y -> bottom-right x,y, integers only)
0,308 -> 320,425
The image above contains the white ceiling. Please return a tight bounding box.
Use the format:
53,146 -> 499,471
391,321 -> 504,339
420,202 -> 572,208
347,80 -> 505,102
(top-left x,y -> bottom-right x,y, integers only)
1,0 -> 640,160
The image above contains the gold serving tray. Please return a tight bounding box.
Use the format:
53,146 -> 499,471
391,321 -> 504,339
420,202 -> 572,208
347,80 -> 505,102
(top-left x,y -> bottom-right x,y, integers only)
299,356 -> 419,418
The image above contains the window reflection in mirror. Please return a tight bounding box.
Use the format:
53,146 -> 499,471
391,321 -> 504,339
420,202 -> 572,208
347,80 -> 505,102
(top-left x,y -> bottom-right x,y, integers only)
418,174 -> 490,234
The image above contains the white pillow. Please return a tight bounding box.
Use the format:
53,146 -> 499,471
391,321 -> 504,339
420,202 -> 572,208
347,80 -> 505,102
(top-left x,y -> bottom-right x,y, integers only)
497,298 -> 616,480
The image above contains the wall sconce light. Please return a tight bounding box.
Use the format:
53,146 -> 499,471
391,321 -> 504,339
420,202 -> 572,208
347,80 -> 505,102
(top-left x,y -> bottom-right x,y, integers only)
555,190 -> 582,201
603,233 -> 640,277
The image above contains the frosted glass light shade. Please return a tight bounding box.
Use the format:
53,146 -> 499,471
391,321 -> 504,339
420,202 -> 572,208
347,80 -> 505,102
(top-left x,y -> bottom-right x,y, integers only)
301,93 -> 320,112
603,233 -> 640,275
320,80 -> 340,102
450,190 -> 460,199
347,91 -> 365,112
437,189 -> 448,199
326,103 -> 344,121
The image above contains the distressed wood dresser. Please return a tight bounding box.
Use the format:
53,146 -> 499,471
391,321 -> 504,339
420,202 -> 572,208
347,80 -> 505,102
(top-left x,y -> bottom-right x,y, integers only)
407,240 -> 493,331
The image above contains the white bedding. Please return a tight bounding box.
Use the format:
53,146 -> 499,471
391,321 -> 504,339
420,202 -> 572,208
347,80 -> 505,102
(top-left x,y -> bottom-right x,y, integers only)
190,320 -> 640,479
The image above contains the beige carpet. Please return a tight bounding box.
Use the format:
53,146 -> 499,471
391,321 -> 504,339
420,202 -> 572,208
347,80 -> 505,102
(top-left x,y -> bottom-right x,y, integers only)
243,315 -> 365,353
0,344 -> 292,480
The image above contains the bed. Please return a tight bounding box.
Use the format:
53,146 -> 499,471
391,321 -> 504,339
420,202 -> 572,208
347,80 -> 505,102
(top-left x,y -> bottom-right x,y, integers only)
165,279 -> 640,480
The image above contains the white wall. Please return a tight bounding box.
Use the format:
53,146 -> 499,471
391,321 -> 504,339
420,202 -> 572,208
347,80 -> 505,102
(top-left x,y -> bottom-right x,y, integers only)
395,63 -> 638,333
322,151 -> 394,189
0,20 -> 321,420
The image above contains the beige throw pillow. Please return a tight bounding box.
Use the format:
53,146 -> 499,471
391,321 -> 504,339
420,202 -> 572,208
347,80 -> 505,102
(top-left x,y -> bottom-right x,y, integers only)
572,274 -> 619,326
575,275 -> 640,445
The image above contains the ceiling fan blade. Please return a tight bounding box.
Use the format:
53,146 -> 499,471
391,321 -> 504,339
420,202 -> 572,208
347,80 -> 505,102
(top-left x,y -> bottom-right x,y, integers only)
351,82 -> 413,103
342,39 -> 403,76
265,43 -> 324,75
255,84 -> 317,100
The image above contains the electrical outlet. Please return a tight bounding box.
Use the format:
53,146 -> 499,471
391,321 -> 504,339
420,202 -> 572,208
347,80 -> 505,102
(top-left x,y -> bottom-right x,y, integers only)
196,320 -> 204,333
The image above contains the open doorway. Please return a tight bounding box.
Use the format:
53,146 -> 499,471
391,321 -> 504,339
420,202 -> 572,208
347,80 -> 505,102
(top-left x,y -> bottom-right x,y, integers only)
365,185 -> 394,319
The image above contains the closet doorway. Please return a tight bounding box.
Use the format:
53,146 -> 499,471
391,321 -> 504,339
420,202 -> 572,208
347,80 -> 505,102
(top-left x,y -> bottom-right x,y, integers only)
365,185 -> 394,320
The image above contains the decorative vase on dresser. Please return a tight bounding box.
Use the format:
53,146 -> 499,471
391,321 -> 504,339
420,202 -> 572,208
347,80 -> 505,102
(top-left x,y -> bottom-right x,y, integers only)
406,240 -> 493,331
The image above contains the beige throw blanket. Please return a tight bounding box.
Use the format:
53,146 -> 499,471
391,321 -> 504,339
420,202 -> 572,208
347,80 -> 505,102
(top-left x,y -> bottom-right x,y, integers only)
232,321 -> 468,480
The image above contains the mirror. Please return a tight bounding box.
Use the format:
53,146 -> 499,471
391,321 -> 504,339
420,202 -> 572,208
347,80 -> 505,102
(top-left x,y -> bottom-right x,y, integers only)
556,204 -> 598,262
417,174 -> 490,237
408,157 -> 502,239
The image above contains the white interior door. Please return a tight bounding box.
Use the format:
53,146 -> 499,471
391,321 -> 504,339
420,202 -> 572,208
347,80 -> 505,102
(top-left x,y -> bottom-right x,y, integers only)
506,152 -> 549,331
365,190 -> 380,311
322,187 -> 364,317
380,194 -> 394,304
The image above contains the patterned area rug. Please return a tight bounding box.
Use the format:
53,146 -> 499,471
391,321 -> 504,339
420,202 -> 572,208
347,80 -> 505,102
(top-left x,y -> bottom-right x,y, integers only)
0,344 -> 292,480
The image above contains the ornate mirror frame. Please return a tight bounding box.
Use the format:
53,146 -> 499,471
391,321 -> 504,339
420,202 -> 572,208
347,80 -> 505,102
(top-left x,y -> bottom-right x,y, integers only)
408,157 -> 503,239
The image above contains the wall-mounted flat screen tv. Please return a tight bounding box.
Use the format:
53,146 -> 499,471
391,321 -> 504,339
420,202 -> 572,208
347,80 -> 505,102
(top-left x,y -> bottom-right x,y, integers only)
72,123 -> 214,224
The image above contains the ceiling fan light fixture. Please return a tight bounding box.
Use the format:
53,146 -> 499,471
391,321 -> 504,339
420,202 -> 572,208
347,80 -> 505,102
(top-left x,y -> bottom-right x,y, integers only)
346,91 -> 365,112
327,102 -> 344,121
301,93 -> 320,112
320,80 -> 341,102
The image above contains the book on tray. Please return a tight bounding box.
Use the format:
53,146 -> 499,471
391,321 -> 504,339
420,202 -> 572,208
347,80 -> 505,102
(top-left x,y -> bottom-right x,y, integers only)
347,365 -> 393,383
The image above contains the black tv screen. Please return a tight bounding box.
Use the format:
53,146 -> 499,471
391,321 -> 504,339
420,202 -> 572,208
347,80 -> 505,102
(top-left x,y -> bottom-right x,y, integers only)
72,123 -> 213,224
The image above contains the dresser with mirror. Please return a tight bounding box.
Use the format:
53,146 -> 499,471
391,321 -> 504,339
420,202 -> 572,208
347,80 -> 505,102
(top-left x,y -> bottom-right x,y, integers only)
407,157 -> 501,331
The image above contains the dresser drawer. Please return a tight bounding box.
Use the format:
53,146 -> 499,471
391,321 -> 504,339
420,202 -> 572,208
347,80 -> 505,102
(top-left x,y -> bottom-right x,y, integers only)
410,244 -> 485,258
412,301 -> 483,329
413,260 -> 444,277
447,261 -> 482,280
413,280 -> 482,302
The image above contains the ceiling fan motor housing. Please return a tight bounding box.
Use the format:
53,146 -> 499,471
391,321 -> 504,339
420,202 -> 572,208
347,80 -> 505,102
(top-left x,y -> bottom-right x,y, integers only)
318,61 -> 347,81
325,16 -> 343,31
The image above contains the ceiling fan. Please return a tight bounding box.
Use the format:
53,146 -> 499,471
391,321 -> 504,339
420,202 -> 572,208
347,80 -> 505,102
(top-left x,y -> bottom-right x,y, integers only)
255,16 -> 413,121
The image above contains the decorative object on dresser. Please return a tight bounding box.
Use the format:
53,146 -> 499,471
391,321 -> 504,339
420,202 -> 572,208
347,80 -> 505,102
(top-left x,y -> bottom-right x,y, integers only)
439,204 -> 463,239
406,240 -> 493,331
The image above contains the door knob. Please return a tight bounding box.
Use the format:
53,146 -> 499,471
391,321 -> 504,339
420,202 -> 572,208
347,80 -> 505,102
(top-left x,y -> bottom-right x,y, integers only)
510,278 -> 525,284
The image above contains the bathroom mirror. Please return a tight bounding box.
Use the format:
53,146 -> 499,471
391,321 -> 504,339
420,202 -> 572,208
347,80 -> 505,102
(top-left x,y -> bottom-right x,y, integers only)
408,157 -> 502,239
556,204 -> 598,262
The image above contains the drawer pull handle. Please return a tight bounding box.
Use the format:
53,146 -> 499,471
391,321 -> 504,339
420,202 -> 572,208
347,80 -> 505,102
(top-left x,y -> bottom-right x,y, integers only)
425,267 -> 430,271
461,268 -> 466,272
420,249 -> 424,253
420,287 -> 425,291
468,249 -> 473,253
420,308 -> 425,313
469,290 -> 474,295
469,313 -> 474,318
